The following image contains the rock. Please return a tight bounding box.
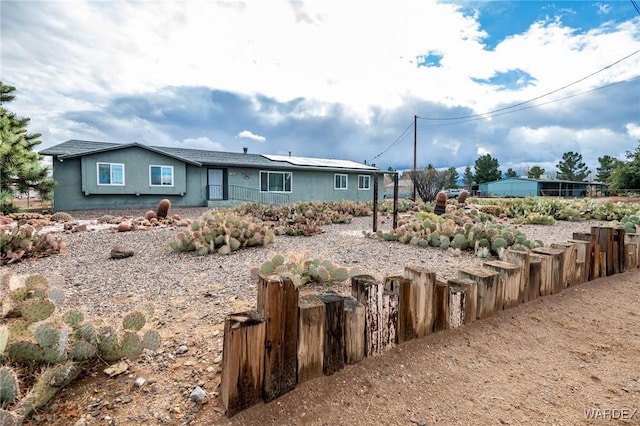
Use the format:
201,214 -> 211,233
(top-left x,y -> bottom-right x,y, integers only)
117,221 -> 133,232
103,361 -> 129,377
134,377 -> 146,387
72,223 -> 88,233
176,345 -> 188,355
190,386 -> 206,403
110,246 -> 134,259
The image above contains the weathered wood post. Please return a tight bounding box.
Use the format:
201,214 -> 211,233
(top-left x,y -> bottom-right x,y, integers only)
433,279 -> 449,332
573,232 -> 597,280
221,311 -> 266,417
569,239 -> 590,285
383,275 -> 414,343
343,296 -> 365,364
483,260 -> 522,310
626,233 -> 640,269
530,253 -> 552,297
381,288 -> 398,349
551,242 -> 577,288
316,290 -> 345,375
532,247 -> 565,295
528,256 -> 542,301
351,275 -> 381,356
297,294 -> 325,384
458,267 -> 499,320
403,265 -> 436,337
446,278 -> 477,327
504,249 -> 530,303
256,275 -> 299,402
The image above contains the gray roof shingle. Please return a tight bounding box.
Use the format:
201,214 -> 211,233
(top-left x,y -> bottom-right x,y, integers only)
40,140 -> 378,172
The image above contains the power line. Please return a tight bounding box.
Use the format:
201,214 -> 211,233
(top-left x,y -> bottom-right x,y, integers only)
632,0 -> 640,16
416,76 -> 640,129
417,49 -> 640,121
368,119 -> 414,163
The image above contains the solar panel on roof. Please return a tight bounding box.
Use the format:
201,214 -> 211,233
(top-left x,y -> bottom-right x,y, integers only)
262,154 -> 375,170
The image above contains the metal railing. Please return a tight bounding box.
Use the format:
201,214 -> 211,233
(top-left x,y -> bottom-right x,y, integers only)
207,185 -> 289,205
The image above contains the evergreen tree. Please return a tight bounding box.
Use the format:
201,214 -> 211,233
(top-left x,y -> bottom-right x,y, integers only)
527,165 -> 545,179
463,166 -> 474,189
595,155 -> 620,185
444,166 -> 459,188
610,142 -> 640,190
556,151 -> 590,181
505,168 -> 517,178
0,82 -> 55,213
473,154 -> 501,184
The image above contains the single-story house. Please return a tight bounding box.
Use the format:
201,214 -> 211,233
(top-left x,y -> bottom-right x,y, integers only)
477,177 -> 592,197
40,140 -> 383,211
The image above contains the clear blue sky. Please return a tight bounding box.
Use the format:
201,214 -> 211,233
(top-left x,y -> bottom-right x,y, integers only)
2,0 -> 639,177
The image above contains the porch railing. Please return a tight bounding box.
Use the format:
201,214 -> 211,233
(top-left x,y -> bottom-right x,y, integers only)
207,185 -> 289,205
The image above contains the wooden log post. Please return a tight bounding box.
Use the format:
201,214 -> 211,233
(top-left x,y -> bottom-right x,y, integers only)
256,275 -> 299,402
351,275 -> 383,356
532,247 -> 565,295
626,234 -> 640,269
573,232 -> 597,280
551,242 -> 577,288
403,265 -> 436,338
316,290 -> 345,376
297,294 -> 325,384
624,242 -> 638,270
614,228 -> 626,273
433,279 -> 449,332
343,296 -> 365,365
504,249 -> 530,303
446,278 -> 477,327
381,289 -> 398,350
592,227 -> 616,276
383,275 -> 414,343
458,267 -> 499,320
569,239 -> 590,285
483,260 -> 522,310
221,311 -> 266,417
528,256 -> 541,301
530,253 -> 552,297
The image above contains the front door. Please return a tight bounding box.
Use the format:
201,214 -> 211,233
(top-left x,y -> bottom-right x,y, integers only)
208,169 -> 224,200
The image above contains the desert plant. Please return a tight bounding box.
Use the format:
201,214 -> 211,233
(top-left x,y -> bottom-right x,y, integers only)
157,199 -> 171,219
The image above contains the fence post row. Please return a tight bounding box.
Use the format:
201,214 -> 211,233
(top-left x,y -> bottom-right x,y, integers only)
220,226 -> 638,416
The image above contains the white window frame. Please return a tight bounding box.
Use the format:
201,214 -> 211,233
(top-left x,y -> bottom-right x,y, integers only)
149,165 -> 174,187
358,175 -> 371,190
260,171 -> 292,193
334,174 -> 348,190
97,162 -> 125,186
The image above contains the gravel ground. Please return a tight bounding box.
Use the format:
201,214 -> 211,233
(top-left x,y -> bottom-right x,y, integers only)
6,207 -> 609,321
2,207 -> 620,425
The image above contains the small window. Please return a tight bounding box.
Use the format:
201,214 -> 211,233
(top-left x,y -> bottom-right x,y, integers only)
335,174 -> 348,190
260,171 -> 292,192
97,163 -> 125,185
358,175 -> 370,190
150,165 -> 174,186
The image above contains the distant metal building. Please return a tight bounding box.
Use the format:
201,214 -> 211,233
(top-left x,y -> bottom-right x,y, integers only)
478,177 -> 590,197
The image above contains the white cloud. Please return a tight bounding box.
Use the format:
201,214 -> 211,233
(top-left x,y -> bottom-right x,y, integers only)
236,130 -> 266,143
180,137 -> 224,152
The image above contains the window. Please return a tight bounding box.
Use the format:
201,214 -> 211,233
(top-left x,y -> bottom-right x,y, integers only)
260,171 -> 292,192
150,165 -> 174,186
97,163 -> 124,185
358,175 -> 370,190
334,174 -> 348,190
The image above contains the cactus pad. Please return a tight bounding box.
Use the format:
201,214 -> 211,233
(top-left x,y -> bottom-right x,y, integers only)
20,298 -> 55,323
0,366 -> 19,403
7,341 -> 45,363
119,331 -> 143,360
68,340 -> 97,361
62,310 -> 84,327
142,329 -> 161,351
122,311 -> 146,331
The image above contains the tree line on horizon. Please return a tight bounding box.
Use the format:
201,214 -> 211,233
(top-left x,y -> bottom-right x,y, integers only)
395,147 -> 640,202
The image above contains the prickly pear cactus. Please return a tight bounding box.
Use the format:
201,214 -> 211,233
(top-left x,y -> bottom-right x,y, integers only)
0,366 -> 19,404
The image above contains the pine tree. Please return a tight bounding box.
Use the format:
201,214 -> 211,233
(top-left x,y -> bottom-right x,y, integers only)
444,166 -> 459,188
0,82 -> 55,213
473,154 -> 501,184
556,151 -> 590,181
463,166 -> 474,189
595,155 -> 620,185
527,166 -> 545,179
610,142 -> 640,190
505,168 -> 517,178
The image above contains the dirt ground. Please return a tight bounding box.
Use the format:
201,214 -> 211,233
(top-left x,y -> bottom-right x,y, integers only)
27,268 -> 640,426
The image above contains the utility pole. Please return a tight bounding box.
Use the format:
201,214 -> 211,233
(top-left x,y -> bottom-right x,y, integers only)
412,114 -> 417,201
